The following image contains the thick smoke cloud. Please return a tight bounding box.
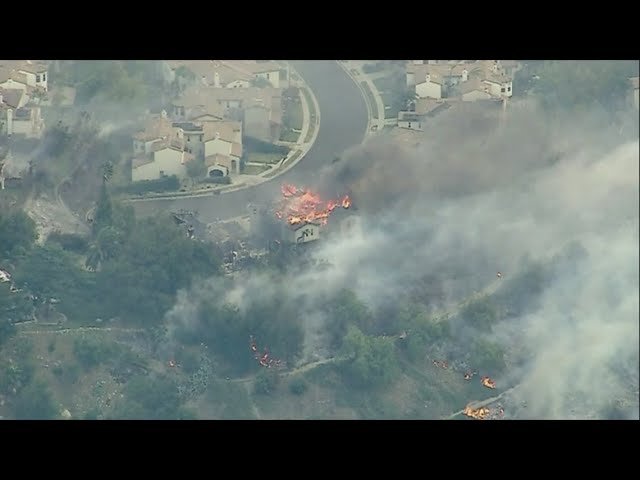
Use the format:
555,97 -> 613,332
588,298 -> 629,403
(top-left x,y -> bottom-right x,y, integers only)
167,100 -> 639,418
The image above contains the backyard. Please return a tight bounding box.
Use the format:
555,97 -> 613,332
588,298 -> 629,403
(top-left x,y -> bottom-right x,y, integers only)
373,73 -> 406,119
280,89 -> 303,142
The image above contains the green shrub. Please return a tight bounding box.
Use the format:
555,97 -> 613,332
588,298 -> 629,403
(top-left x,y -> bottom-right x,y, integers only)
288,376 -> 308,395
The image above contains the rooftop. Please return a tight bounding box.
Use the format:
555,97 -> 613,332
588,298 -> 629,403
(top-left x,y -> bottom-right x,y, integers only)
630,76 -> 639,90
0,88 -> 25,109
414,98 -> 452,116
133,114 -> 176,141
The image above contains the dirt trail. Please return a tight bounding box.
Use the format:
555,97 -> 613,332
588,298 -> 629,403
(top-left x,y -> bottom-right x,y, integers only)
17,326 -> 145,335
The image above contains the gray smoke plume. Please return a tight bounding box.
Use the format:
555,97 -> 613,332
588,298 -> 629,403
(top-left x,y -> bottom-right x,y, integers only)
167,99 -> 639,417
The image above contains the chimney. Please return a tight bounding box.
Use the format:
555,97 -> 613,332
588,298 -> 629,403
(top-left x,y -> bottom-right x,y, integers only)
161,109 -> 167,118
426,74 -> 431,83
461,69 -> 468,82
214,71 -> 220,88
215,131 -> 220,140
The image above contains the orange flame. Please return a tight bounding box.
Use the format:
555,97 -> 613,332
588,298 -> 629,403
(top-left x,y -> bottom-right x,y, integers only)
275,184 -> 352,226
481,376 -> 496,389
463,404 -> 491,420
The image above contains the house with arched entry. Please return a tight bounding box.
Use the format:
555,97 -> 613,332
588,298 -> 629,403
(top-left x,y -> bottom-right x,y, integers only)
203,122 -> 243,177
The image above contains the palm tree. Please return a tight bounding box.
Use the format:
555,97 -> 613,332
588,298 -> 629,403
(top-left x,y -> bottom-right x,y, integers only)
101,161 -> 114,184
85,226 -> 122,271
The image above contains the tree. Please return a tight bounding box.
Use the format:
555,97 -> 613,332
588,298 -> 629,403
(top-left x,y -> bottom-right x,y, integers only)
85,226 -> 124,271
12,380 -> 58,420
253,369 -> 280,395
340,325 -> 398,389
288,376 -> 308,395
0,283 -> 33,344
186,159 -> 207,180
324,289 -> 372,348
111,374 -> 188,420
460,296 -> 500,330
73,337 -> 118,370
470,338 -> 506,375
0,210 -> 37,256
101,161 -> 114,184
92,183 -> 113,235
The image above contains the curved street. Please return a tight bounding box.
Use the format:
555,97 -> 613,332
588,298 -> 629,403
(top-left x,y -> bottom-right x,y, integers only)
132,61 -> 369,223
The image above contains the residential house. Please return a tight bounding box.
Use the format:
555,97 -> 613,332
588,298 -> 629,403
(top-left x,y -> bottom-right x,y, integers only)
469,61 -> 514,98
132,111 -> 177,155
459,77 -> 493,102
499,60 -> 523,79
397,99 -> 452,130
223,61 -> 283,88
244,91 -> 283,142
176,86 -> 283,142
131,134 -> 195,182
203,121 -> 244,176
165,61 -> 255,89
415,73 -> 443,100
1,89 -> 44,138
172,88 -> 226,122
173,120 -> 242,163
283,221 -> 321,244
629,77 -> 639,110
0,60 -> 48,92
410,63 -> 470,99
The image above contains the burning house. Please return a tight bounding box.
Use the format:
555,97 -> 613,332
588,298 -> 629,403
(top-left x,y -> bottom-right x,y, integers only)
284,220 -> 321,244
252,183 -> 352,246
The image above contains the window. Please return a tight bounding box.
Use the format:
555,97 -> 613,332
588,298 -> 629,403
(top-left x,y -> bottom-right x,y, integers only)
187,137 -> 191,142
199,135 -> 203,141
501,87 -> 506,93
42,73 -> 46,81
160,170 -> 165,177
507,86 -> 511,92
36,74 -> 41,82
408,122 -> 412,128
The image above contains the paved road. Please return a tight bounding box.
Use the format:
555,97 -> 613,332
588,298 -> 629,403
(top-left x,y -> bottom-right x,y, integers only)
133,61 -> 369,223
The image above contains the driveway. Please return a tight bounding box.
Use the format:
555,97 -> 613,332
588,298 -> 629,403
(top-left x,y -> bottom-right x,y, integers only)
133,61 -> 368,223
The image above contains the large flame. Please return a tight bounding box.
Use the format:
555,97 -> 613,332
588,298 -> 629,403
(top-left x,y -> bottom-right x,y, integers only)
463,404 -> 491,420
481,376 -> 496,389
275,184 -> 351,226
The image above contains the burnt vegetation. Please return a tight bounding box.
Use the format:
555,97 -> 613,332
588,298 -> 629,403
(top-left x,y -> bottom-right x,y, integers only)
0,60 -> 637,419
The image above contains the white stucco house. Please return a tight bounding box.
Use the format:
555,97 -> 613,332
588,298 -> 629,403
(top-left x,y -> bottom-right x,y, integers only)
0,60 -> 49,92
131,139 -> 194,182
415,74 -> 443,100
204,122 -> 243,176
482,73 -> 513,98
460,78 -> 493,102
284,221 -> 321,244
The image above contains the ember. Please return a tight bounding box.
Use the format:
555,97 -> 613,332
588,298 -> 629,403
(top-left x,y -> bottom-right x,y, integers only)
481,376 -> 496,389
250,335 -> 285,369
275,183 -> 351,226
463,404 -> 491,420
